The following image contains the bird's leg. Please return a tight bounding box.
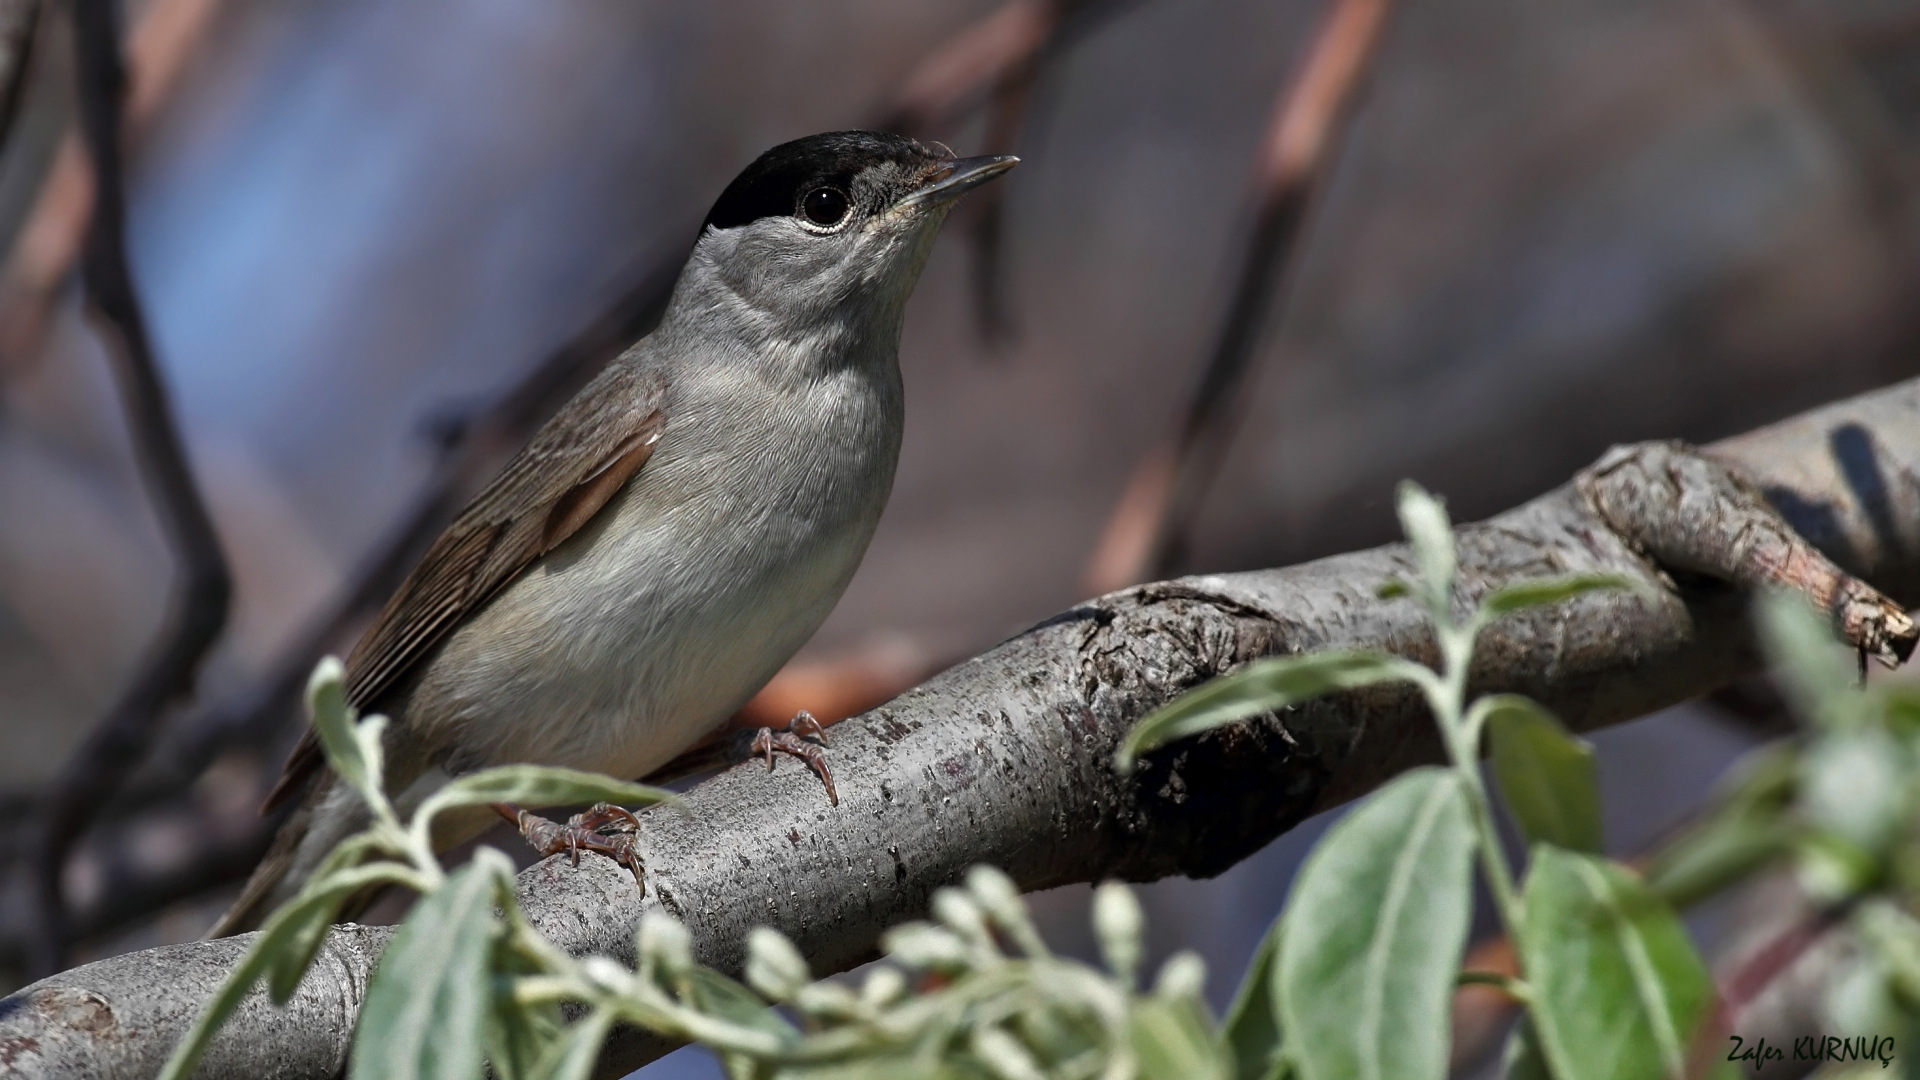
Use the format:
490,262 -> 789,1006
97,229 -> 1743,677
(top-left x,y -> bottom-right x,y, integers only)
491,801 -> 645,893
747,710 -> 838,806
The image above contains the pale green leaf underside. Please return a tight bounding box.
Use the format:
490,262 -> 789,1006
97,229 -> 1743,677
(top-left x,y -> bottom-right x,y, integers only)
1117,651 -> 1423,770
1485,696 -> 1603,854
351,858 -> 504,1080
1278,768 -> 1476,1080
1520,847 -> 1713,1080
415,764 -> 684,842
1221,917 -> 1284,1080
1481,574 -> 1634,619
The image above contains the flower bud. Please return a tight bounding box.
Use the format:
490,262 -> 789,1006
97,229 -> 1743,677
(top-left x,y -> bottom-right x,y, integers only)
880,921 -> 970,971
744,927 -> 809,1002
1092,882 -> 1143,988
636,911 -> 692,978
1153,951 -> 1206,1002
860,966 -> 907,1009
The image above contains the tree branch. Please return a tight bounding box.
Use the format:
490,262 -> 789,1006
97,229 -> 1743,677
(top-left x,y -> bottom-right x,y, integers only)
7,378 -> 1918,1077
17,0 -> 232,979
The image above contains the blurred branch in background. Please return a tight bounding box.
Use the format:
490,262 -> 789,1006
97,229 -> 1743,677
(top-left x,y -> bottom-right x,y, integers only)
18,0 -> 230,978
1083,0 -> 1395,596
0,0 -> 222,372
1719,0 -> 1920,291
882,0 -> 1129,344
0,0 -> 42,159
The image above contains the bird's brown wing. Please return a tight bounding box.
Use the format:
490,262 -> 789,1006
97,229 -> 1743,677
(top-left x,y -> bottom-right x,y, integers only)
262,363 -> 667,812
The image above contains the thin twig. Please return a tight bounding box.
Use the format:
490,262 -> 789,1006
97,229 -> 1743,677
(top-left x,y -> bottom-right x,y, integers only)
960,39 -> 1043,345
1083,0 -> 1395,595
0,0 -> 225,371
20,0 -> 232,978
949,0 -> 1109,343
886,0 -> 1135,343
884,0 -> 1060,135
1681,900 -> 1852,1078
0,0 -> 43,157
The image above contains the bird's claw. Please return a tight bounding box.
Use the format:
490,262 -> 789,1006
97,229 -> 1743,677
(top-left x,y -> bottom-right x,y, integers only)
493,801 -> 646,893
748,710 -> 838,806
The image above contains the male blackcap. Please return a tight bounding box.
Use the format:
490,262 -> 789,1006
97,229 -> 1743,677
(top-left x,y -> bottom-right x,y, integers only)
210,131 -> 1016,934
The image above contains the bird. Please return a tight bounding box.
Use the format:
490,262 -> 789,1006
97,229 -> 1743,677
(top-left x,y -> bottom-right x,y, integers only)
208,131 -> 1017,936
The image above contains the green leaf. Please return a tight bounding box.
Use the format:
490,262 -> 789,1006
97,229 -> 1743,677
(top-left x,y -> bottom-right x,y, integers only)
1856,901 -> 1920,1003
415,764 -> 682,842
684,967 -> 799,1043
1519,847 -> 1713,1080
1117,652 -> 1424,771
1481,574 -> 1634,619
1277,768 -> 1476,1080
1132,997 -> 1232,1080
530,1009 -> 614,1080
971,1024 -> 1046,1080
157,905 -> 315,1080
1756,591 -> 1863,731
270,862 -> 430,1003
775,1058 -> 973,1080
1094,883 -> 1145,987
266,887 -> 351,1003
745,927 -> 811,1002
1221,919 -> 1284,1080
351,853 -> 512,1080
1484,696 -> 1602,854
1395,481 -> 1457,617
1500,1017 -> 1551,1080
307,657 -> 378,802
1642,808 -> 1791,910
1794,829 -> 1882,902
1712,741 -> 1800,816
486,982 -> 564,1080
156,858 -> 427,1080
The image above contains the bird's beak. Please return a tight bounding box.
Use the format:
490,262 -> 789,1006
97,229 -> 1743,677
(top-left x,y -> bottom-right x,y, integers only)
897,155 -> 1019,209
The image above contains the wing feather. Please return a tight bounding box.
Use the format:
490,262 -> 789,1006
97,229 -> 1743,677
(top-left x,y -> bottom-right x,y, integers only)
262,362 -> 665,812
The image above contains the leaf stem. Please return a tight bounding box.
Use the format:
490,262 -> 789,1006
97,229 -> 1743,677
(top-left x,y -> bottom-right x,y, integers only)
1456,970 -> 1532,1002
1428,622 -> 1525,937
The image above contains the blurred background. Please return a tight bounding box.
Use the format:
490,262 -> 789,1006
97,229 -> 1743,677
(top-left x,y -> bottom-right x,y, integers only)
1,0 -> 1917,1074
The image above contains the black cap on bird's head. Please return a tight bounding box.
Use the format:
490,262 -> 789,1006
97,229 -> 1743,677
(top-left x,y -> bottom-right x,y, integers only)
702,130 -> 1017,235
678,131 -> 1016,350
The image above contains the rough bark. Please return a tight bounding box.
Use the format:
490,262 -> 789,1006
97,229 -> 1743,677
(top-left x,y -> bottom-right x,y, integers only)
8,378 -> 1920,1079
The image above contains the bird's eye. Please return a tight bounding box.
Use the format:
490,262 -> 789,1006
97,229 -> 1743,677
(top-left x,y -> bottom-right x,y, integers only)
801,187 -> 850,227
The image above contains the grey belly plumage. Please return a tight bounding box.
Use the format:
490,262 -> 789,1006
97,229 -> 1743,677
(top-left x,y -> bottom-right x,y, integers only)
387,363 -> 903,786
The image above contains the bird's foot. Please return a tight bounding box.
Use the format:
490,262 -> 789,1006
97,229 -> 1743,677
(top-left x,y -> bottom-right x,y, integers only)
492,801 -> 645,893
749,710 -> 838,807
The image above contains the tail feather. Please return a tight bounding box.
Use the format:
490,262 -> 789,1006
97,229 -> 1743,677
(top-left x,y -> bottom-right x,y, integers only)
207,770 -> 369,937
206,794 -> 314,937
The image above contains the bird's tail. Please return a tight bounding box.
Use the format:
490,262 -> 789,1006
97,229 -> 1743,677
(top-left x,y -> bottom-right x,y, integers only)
206,770 -> 369,937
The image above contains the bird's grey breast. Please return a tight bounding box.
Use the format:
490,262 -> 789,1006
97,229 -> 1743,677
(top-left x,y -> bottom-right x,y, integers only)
403,351 -> 904,779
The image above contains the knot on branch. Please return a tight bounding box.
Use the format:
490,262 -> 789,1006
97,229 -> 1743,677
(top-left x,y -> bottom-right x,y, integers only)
1576,440 -> 1917,667
1080,585 -> 1357,880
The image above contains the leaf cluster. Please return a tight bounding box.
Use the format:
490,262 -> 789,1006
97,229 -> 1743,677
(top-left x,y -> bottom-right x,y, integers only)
1122,482 -> 1705,1080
